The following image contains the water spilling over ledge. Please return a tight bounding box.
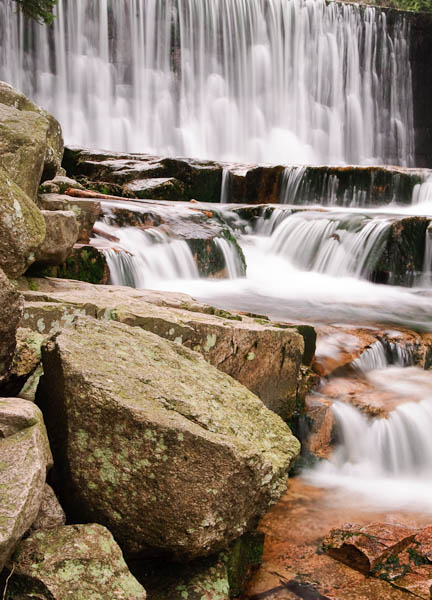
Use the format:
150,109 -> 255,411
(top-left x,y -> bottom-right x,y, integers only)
0,0 -> 415,166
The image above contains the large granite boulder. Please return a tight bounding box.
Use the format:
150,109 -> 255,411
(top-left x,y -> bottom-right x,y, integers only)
32,210 -> 79,267
0,269 -> 23,384
21,279 -> 312,419
0,167 -> 46,278
0,81 -> 63,196
0,398 -> 52,572
6,524 -> 147,599
37,317 -> 300,560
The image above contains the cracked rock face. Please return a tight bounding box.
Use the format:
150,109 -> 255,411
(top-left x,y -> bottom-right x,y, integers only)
37,317 -> 300,561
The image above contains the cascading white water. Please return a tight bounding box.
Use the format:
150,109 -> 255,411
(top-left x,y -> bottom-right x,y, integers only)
306,367 -> 432,512
0,0 -> 414,166
214,237 -> 244,279
280,167 -> 307,204
268,212 -> 391,278
351,340 -> 414,373
100,226 -> 199,289
219,169 -> 231,203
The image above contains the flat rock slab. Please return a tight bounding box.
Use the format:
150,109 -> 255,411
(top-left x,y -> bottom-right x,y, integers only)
6,524 -> 147,599
22,278 -> 312,419
37,317 -> 300,560
0,398 -> 52,572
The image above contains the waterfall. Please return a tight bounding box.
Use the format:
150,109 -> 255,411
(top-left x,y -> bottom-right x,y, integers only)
280,167 -> 307,204
268,212 -> 391,279
0,0 -> 414,166
351,340 -> 414,373
306,367 -> 432,511
99,227 -> 199,289
214,237 -> 244,279
219,168 -> 231,203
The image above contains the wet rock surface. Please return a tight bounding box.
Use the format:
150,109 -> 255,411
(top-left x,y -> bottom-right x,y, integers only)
63,146 -> 432,206
37,317 -> 300,560
242,479 -> 430,600
6,524 -> 147,599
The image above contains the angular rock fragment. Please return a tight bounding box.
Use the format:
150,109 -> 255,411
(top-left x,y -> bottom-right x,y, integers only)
32,210 -> 79,267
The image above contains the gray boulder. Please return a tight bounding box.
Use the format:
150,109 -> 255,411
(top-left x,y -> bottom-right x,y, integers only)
0,397 -> 52,572
37,317 -> 300,560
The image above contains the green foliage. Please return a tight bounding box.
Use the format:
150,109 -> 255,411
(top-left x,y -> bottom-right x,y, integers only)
13,0 -> 57,23
371,0 -> 432,11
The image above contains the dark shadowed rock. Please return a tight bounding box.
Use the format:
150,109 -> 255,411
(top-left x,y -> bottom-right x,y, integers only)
37,317 -> 300,560
30,484 -> 66,532
0,269 -> 23,385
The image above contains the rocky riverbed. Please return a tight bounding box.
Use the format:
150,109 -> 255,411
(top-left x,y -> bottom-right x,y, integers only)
2,79 -> 432,600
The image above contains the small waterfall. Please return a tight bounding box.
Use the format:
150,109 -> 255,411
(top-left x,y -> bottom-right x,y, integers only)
0,0 -> 415,166
214,237 -> 244,279
351,340 -> 414,373
306,367 -> 432,511
422,224 -> 432,285
268,213 -> 391,279
100,227 -> 199,289
219,168 -> 231,203
280,166 -> 306,204
412,176 -> 432,206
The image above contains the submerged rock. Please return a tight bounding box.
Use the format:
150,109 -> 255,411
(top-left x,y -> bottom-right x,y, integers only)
37,317 -> 299,560
0,398 -> 52,572
6,524 -> 147,599
0,167 -> 46,279
0,269 -> 23,385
